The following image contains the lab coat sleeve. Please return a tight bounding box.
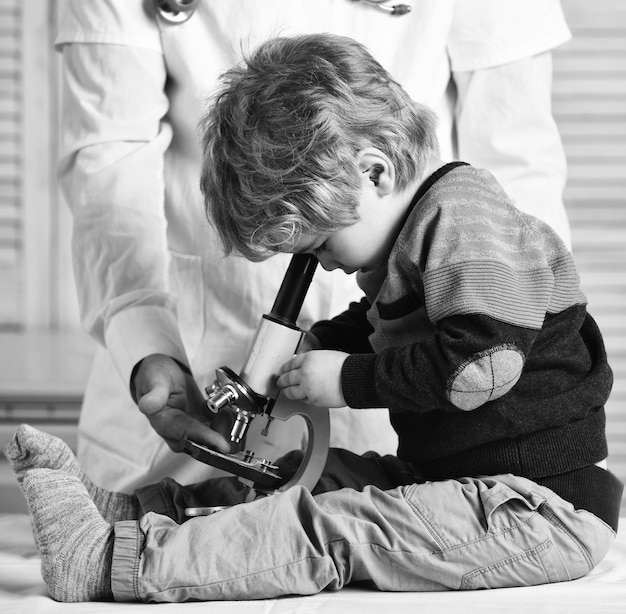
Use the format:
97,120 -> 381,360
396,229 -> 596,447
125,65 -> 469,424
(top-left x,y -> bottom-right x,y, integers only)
448,0 -> 572,247
447,0 -> 571,71
452,54 -> 571,248
56,29 -> 189,387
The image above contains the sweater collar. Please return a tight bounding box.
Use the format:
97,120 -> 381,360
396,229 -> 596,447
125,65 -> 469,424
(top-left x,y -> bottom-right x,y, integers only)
407,160 -> 470,214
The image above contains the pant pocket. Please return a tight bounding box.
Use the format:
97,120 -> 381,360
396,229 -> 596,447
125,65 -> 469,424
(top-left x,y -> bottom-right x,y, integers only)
460,537 -> 568,589
478,476 -> 546,533
460,477 -> 571,589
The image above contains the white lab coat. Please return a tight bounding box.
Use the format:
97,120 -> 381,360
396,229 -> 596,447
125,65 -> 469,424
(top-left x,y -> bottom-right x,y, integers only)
55,0 -> 571,491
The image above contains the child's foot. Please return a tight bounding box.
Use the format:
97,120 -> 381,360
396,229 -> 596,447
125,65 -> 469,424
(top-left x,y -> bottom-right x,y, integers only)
22,468 -> 114,602
4,424 -> 138,523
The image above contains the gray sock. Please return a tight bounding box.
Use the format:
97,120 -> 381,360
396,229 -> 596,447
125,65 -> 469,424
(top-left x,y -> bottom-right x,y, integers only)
4,424 -> 138,523
22,468 -> 114,602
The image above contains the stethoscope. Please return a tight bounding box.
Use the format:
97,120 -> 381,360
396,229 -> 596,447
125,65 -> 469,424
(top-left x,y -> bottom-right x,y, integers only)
155,0 -> 411,25
359,0 -> 411,16
154,0 -> 197,24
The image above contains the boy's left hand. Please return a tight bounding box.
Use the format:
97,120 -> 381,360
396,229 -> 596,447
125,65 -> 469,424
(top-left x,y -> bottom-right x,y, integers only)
277,350 -> 348,407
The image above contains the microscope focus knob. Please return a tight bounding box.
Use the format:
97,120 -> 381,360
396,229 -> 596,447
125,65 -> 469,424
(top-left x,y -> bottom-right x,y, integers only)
206,384 -> 238,413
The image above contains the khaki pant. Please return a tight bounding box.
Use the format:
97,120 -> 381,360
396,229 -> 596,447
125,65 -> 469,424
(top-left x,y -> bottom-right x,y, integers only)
112,450 -> 616,601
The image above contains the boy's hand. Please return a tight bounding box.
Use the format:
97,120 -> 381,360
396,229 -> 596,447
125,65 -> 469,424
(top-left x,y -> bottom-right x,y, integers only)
277,350 -> 348,407
297,331 -> 322,353
133,354 -> 231,454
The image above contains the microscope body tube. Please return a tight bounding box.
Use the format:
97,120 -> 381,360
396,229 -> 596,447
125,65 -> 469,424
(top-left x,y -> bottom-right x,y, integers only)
239,253 -> 318,400
239,315 -> 303,400
271,253 -> 318,323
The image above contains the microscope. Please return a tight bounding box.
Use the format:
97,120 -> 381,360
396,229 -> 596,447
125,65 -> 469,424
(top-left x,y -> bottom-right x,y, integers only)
183,254 -> 330,506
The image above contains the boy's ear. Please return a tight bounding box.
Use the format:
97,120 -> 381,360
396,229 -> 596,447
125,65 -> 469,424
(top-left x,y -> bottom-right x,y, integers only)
358,148 -> 395,195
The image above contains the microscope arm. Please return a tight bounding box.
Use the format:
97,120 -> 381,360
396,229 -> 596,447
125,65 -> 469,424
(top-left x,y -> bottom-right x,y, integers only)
271,401 -> 330,492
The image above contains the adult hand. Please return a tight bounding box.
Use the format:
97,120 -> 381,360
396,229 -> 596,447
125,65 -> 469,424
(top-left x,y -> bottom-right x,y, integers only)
277,350 -> 348,408
132,354 -> 231,454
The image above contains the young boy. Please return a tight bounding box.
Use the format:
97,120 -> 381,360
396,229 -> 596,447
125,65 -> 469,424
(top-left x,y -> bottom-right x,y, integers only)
7,33 -> 622,602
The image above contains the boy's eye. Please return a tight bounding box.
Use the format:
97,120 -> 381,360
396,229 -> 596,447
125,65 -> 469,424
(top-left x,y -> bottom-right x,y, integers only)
313,242 -> 327,256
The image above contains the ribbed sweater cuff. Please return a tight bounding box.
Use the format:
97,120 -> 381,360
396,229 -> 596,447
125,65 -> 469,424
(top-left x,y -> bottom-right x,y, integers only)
341,354 -> 382,408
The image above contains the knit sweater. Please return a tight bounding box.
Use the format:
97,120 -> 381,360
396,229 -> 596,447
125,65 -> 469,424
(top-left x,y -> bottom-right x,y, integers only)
311,162 -> 623,529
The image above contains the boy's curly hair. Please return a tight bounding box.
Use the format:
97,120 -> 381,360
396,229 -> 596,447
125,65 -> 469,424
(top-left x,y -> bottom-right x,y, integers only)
200,33 -> 438,261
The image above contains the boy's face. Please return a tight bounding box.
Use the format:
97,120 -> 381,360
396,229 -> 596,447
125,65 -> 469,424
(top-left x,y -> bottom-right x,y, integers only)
290,165 -> 400,274
292,227 -> 375,275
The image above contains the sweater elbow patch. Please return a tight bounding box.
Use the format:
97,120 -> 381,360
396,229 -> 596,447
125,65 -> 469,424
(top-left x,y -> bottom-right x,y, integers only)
447,345 -> 524,411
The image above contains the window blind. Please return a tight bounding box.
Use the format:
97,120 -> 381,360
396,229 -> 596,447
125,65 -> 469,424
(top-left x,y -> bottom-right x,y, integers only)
555,0 -> 626,511
0,0 -> 21,327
